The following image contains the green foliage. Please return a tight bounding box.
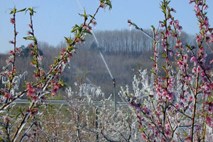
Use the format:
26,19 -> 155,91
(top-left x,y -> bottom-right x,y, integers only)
10,7 -> 27,14
100,0 -> 112,9
23,36 -> 36,41
26,7 -> 36,16
79,9 -> 88,21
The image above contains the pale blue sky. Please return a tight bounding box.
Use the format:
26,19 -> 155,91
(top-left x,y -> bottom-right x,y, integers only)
0,0 -> 212,53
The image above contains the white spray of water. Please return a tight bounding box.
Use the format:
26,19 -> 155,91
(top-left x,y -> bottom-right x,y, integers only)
99,52 -> 114,79
142,30 -> 154,41
75,0 -> 114,80
91,30 -> 99,47
76,0 -> 114,80
91,30 -> 114,80
75,0 -> 84,11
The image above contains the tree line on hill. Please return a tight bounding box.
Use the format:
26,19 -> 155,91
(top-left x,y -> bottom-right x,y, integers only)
0,30 -> 212,95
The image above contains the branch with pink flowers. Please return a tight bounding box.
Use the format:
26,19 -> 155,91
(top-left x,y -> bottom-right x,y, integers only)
0,1 -> 112,141
124,0 -> 212,141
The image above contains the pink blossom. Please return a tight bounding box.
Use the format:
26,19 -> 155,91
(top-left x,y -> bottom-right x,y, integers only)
15,47 -> 21,53
4,92 -> 12,99
183,55 -> 188,62
174,20 -> 179,27
190,56 -> 197,63
169,20 -> 173,25
192,67 -> 197,73
201,71 -> 205,77
206,116 -> 213,127
175,40 -> 182,48
167,93 -> 173,101
206,102 -> 213,112
53,84 -> 60,92
141,133 -> 147,140
165,30 -> 170,37
177,61 -> 183,66
185,136 -> 192,142
185,76 -> 191,82
26,83 -> 35,97
210,59 -> 213,64
196,34 -> 202,43
31,95 -> 38,102
10,18 -> 15,24
204,17 -> 209,28
197,66 -> 201,72
175,104 -> 180,109
9,50 -> 15,55
189,96 -> 193,102
173,20 -> 182,31
203,4 -> 208,10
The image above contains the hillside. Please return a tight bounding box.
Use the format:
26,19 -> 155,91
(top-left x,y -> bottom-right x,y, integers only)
0,30 -> 212,96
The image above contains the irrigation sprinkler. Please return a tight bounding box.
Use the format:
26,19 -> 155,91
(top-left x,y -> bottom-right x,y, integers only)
75,1 -> 117,141
95,107 -> 99,142
91,30 -> 117,112
74,0 -> 117,111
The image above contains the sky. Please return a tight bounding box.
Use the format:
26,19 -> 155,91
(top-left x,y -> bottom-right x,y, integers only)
0,0 -> 212,53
